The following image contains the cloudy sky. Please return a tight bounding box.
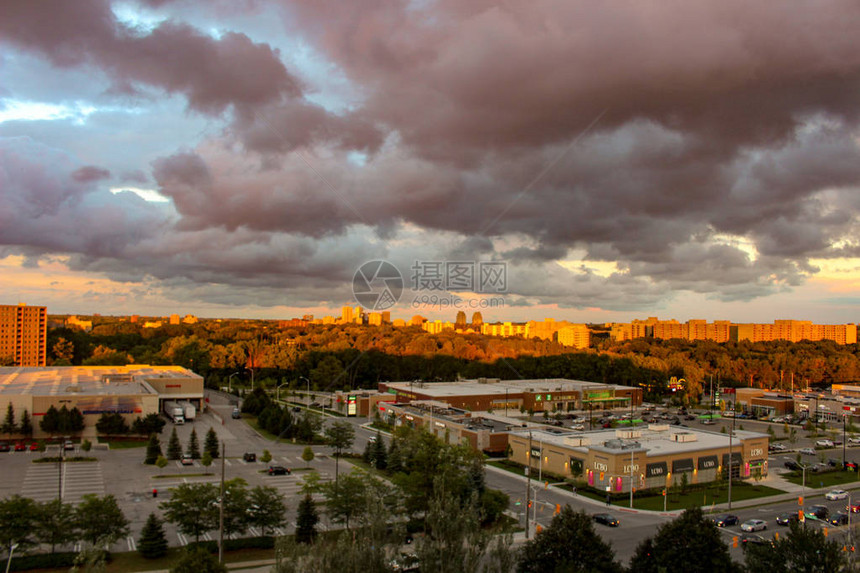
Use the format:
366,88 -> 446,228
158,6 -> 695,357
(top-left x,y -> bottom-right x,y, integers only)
1,0 -> 860,323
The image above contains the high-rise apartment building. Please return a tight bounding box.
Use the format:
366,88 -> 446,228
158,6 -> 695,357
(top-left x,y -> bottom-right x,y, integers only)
0,304 -> 47,366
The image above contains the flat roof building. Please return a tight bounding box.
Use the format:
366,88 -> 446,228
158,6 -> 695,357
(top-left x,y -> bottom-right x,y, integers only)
0,304 -> 47,367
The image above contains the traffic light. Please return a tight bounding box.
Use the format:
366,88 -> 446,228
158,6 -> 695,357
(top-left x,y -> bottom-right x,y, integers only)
798,496 -> 804,505
732,536 -> 738,548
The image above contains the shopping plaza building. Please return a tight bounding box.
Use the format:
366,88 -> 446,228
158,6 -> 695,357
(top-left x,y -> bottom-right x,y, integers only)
0,365 -> 204,437
507,424 -> 769,492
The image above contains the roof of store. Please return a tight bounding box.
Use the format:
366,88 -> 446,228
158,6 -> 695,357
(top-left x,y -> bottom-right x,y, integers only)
0,365 -> 200,396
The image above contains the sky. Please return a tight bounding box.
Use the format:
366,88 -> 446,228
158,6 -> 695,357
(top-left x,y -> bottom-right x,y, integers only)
1,1 -> 860,324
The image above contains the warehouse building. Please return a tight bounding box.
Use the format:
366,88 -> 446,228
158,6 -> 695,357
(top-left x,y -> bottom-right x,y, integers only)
507,424 -> 769,493
0,365 -> 204,438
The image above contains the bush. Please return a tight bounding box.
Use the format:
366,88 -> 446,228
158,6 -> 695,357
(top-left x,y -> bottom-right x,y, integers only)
186,536 -> 275,553
9,551 -> 108,571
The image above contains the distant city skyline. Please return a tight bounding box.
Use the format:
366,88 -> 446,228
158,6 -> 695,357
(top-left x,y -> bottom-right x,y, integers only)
2,3 -> 859,324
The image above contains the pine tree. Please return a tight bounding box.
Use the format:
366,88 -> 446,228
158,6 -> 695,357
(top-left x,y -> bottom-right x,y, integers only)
137,512 -> 168,559
167,427 -> 182,460
295,494 -> 319,544
362,439 -> 374,465
371,434 -> 387,470
2,402 -> 16,435
204,427 -> 219,459
19,410 -> 32,436
144,433 -> 162,465
387,439 -> 403,473
187,428 -> 200,459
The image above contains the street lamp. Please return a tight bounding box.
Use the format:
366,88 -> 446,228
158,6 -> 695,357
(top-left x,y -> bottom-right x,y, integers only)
276,382 -> 289,403
299,376 -> 310,401
228,372 -> 239,392
5,543 -> 18,573
247,367 -> 255,391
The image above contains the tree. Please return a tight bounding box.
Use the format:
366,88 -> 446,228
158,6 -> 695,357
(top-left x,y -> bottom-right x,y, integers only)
417,485 -> 492,573
201,451 -> 213,467
95,413 -> 129,435
138,513 -> 168,559
516,506 -> 622,573
156,455 -> 169,471
132,413 -> 166,436
40,405 -> 60,434
324,420 -> 355,485
628,507 -> 735,573
301,446 -> 315,468
75,494 -> 130,547
81,438 -> 92,452
222,478 -> 252,537
170,546 -> 228,573
18,410 -> 32,437
322,470 -> 367,530
204,427 -> 219,459
167,427 -> 182,460
2,403 -> 16,435
145,433 -> 162,465
248,485 -> 287,535
159,482 -> 219,543
295,494 -> 319,544
187,428 -> 201,459
35,499 -> 78,553
261,449 -> 272,464
745,521 -> 846,573
0,495 -> 38,556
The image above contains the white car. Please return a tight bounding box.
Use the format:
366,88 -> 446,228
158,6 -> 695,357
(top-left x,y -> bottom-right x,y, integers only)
741,519 -> 767,532
800,447 -> 816,455
816,439 -> 835,448
571,424 -> 585,431
848,436 -> 860,445
826,489 -> 849,501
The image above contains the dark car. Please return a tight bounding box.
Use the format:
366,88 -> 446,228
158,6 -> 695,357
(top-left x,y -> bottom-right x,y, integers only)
710,514 -> 739,527
243,452 -> 256,462
784,461 -> 801,471
267,465 -> 291,475
593,513 -> 619,527
740,533 -> 772,547
776,512 -> 800,526
829,512 -> 849,526
231,407 -> 241,419
0,443 -> 9,452
804,505 -> 829,521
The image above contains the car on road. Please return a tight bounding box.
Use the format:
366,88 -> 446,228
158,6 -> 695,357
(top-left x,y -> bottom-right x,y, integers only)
267,465 -> 291,475
309,402 -> 321,408
799,447 -> 816,455
829,512 -> 849,526
784,460 -> 801,471
0,443 -> 9,452
741,519 -> 767,532
804,505 -> 829,521
740,533 -> 772,546
710,514 -> 739,527
243,452 -> 256,462
816,439 -> 835,448
231,407 -> 241,419
847,502 -> 860,513
768,443 -> 787,452
826,489 -> 849,501
776,512 -> 799,526
592,513 -> 619,527
848,436 -> 860,445
181,454 -> 194,466
571,424 -> 585,431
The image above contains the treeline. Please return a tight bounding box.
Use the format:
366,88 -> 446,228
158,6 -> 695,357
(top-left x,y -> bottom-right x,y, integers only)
44,320 -> 860,395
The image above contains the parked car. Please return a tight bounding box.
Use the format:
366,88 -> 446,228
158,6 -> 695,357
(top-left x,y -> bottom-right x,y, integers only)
710,514 -> 739,527
741,519 -> 767,532
0,443 -> 9,452
829,512 -> 849,526
14,442 -> 27,452
63,440 -> 75,451
769,443 -> 787,452
846,502 -> 860,513
826,489 -> 849,501
772,417 -> 785,423
848,436 -> 860,445
181,454 -> 194,466
592,513 -> 619,527
816,439 -> 835,448
267,465 -> 291,475
28,442 -> 39,451
775,512 -> 799,526
799,447 -> 816,455
740,533 -> 772,546
243,452 -> 256,462
571,424 -> 585,431
784,461 -> 801,471
804,506 -> 829,521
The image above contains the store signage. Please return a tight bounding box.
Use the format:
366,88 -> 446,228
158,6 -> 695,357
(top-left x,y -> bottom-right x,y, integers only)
646,462 -> 667,478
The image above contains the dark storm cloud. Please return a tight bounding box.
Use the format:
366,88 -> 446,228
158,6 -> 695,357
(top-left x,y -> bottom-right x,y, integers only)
71,166 -> 111,183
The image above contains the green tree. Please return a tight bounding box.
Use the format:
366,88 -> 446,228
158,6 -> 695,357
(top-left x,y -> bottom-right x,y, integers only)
371,435 -> 388,470
301,446 -> 315,468
81,438 -> 92,452
75,494 -> 130,547
95,413 -> 129,435
248,485 -> 287,535
159,482 -> 219,543
204,427 -> 219,459
295,494 -> 319,544
201,451 -> 213,467
0,495 -> 38,556
132,413 -> 166,436
187,428 -> 201,459
628,507 -> 735,573
35,499 -> 78,553
261,449 -> 272,464
144,433 -> 162,465
40,405 -> 60,434
137,513 -> 168,559
744,521 -> 846,573
18,410 -> 32,436
170,546 -> 228,573
322,470 -> 367,530
167,427 -> 182,460
324,420 -> 355,486
2,402 -> 16,435
222,478 -> 251,538
417,485 -> 492,573
156,455 -> 169,471
69,546 -> 107,573
516,506 -> 622,573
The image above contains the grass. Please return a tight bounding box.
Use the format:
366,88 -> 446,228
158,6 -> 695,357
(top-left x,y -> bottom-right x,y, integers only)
153,472 -> 215,479
97,439 -> 148,449
571,482 -> 785,512
783,470 -> 860,488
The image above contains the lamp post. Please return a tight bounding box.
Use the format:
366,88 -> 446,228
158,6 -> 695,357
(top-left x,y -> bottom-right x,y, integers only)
728,403 -> 735,510
5,543 -> 18,573
228,372 -> 239,392
247,367 -> 255,391
218,442 -> 226,563
276,382 -> 290,403
525,431 -> 532,539
299,376 -> 310,402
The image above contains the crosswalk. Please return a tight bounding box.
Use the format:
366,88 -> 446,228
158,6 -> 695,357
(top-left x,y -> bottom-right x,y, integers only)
20,460 -> 105,503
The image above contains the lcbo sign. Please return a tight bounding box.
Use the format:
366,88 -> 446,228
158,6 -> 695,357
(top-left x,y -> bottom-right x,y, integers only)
750,448 -> 763,457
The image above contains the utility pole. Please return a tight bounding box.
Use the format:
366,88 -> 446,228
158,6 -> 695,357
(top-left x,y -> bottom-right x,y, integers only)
525,431 -> 532,539
728,403 -> 734,510
218,442 -> 226,563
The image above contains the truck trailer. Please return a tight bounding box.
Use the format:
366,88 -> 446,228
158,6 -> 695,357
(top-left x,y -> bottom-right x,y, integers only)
163,400 -> 185,424
179,401 -> 197,422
